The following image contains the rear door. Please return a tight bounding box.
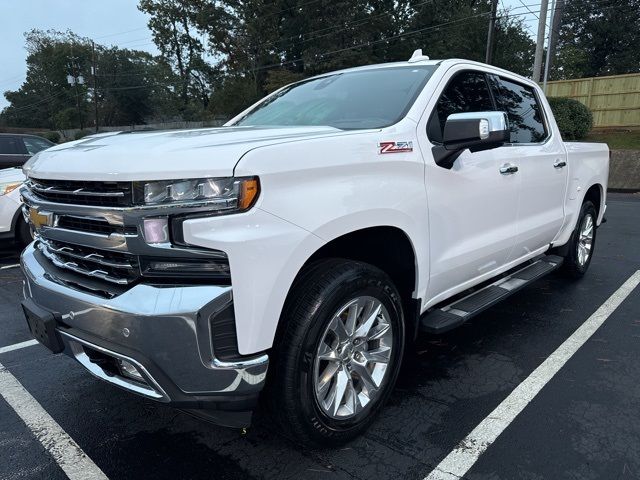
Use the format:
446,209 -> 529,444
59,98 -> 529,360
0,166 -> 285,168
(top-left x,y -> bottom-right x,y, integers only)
418,68 -> 521,304
489,76 -> 568,262
0,136 -> 29,168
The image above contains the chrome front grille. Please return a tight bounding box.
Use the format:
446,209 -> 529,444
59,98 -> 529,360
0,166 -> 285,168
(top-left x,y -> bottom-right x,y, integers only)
37,239 -> 139,285
56,215 -> 137,236
26,178 -> 133,207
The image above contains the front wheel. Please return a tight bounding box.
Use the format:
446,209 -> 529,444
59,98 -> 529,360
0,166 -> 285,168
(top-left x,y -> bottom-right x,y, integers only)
16,218 -> 33,248
270,259 -> 405,445
560,200 -> 597,279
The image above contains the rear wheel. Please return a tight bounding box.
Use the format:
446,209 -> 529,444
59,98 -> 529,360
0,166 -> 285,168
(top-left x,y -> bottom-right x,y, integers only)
270,259 -> 405,445
560,200 -> 597,279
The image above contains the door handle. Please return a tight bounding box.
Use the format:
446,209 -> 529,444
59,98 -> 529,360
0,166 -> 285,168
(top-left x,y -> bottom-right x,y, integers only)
499,163 -> 519,175
554,159 -> 567,169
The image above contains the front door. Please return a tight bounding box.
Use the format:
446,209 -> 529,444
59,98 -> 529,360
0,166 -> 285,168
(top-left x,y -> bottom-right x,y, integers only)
417,68 -> 521,305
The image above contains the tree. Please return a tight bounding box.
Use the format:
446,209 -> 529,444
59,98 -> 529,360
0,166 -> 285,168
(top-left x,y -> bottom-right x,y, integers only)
554,0 -> 640,79
0,29 -> 183,128
138,0 -> 214,114
2,30 -> 92,129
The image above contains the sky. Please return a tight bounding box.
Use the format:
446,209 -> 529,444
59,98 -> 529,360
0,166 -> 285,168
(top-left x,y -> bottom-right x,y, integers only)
0,0 -> 541,110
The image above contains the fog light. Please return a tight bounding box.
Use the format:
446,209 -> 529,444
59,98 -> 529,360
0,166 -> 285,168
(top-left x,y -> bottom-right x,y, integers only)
143,217 -> 169,244
117,359 -> 145,383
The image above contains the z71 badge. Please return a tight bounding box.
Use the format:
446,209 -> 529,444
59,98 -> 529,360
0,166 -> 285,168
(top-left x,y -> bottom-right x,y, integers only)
378,141 -> 413,154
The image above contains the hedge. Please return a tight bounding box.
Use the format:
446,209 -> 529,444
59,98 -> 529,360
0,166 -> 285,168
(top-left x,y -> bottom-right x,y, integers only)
547,97 -> 593,140
42,131 -> 60,143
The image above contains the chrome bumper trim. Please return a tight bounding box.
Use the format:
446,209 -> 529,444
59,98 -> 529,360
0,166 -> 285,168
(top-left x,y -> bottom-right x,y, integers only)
61,331 -> 169,401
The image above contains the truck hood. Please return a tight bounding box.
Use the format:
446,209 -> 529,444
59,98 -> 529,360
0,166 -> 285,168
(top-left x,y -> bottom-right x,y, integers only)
24,126 -> 350,181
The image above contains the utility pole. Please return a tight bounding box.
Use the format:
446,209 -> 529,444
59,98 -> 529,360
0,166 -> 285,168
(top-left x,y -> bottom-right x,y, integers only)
91,41 -> 99,133
67,44 -> 85,130
542,0 -> 557,93
544,0 -> 564,89
532,0 -> 549,83
485,0 -> 499,64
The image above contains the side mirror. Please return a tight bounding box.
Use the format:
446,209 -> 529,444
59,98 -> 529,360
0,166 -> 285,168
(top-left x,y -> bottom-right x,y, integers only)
434,111 -> 510,169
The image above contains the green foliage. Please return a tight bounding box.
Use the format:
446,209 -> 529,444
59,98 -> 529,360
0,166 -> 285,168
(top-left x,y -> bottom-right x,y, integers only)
0,30 -> 187,129
53,107 -> 82,130
554,0 -> 640,79
264,70 -> 306,94
42,131 -> 60,143
547,97 -> 593,140
208,76 -> 261,118
141,0 -> 536,117
74,129 -> 92,140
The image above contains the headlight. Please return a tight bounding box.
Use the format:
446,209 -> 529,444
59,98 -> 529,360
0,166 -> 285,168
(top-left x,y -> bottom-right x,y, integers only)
0,182 -> 22,196
133,177 -> 259,211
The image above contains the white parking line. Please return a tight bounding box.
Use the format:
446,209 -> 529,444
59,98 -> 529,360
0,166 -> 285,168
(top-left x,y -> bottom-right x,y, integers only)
423,270 -> 640,480
0,263 -> 20,270
0,362 -> 108,480
0,339 -> 38,355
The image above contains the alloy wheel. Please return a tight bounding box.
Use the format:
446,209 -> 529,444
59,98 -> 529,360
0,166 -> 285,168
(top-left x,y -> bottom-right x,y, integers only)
312,296 -> 394,419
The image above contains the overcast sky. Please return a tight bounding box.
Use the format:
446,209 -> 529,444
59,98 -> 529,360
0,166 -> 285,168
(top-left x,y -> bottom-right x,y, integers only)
0,0 -> 539,110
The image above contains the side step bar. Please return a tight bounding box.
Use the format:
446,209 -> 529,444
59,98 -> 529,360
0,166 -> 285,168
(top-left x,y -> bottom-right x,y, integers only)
420,255 -> 564,334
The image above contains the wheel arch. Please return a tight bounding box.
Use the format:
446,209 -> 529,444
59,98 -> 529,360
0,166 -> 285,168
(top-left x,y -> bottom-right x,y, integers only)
273,226 -> 421,351
583,183 -> 604,222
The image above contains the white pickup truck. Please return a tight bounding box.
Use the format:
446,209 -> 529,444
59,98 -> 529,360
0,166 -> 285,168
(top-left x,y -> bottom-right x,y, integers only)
20,56 -> 608,445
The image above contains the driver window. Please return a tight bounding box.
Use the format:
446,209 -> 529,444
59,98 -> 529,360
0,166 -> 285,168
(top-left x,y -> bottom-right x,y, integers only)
428,71 -> 495,143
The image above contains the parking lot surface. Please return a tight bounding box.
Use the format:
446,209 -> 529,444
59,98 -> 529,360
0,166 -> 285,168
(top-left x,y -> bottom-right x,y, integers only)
1,192 -> 639,480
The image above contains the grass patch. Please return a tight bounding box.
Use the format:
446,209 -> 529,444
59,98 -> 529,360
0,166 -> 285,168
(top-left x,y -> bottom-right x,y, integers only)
583,129 -> 640,150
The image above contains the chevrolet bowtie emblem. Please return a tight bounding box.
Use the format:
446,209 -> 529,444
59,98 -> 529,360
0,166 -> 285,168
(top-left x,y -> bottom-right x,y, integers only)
28,207 -> 53,230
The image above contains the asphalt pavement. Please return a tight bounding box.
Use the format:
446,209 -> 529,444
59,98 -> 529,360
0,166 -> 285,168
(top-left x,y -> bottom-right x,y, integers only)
0,192 -> 639,480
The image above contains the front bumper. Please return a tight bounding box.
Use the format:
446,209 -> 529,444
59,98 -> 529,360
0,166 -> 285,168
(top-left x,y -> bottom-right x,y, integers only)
20,243 -> 268,427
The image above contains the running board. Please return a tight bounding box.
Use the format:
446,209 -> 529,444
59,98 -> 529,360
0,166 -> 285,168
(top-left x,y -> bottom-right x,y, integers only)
419,255 -> 564,334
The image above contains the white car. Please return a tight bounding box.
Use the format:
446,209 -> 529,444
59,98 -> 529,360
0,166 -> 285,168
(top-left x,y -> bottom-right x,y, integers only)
19,55 -> 609,445
0,167 -> 29,246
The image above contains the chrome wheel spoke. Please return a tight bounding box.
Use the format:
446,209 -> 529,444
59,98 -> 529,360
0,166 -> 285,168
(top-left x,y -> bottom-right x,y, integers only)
354,300 -> 382,339
351,361 -> 378,391
344,301 -> 361,337
328,316 -> 349,343
317,340 -> 339,362
327,367 -> 350,416
363,346 -> 392,364
317,362 -> 339,398
367,322 -> 391,341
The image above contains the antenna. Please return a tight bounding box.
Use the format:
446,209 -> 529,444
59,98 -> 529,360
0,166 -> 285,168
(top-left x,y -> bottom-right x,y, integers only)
408,49 -> 430,63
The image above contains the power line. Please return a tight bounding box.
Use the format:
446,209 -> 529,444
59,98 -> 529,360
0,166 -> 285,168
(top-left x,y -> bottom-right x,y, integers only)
4,90 -> 67,113
93,27 -> 149,40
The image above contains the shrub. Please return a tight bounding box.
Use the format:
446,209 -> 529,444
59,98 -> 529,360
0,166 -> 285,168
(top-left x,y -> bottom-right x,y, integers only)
42,131 -> 60,143
74,130 -> 92,140
547,97 -> 593,140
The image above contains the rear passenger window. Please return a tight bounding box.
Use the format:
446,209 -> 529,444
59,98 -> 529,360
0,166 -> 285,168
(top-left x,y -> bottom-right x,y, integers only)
493,78 -> 547,143
429,71 -> 494,143
0,137 -> 23,155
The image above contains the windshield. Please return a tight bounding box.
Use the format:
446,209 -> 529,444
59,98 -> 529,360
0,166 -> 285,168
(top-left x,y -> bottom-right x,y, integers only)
234,65 -> 438,129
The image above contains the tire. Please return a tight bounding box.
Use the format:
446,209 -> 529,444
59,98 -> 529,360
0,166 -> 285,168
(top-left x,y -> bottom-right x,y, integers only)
16,218 -> 33,248
269,258 -> 405,445
560,200 -> 597,279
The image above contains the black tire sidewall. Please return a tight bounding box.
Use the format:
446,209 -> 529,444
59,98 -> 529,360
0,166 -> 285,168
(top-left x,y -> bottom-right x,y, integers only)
17,218 -> 33,247
284,261 -> 405,443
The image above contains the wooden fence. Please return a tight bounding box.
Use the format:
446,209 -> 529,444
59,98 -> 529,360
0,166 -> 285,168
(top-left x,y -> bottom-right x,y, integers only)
545,73 -> 640,128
